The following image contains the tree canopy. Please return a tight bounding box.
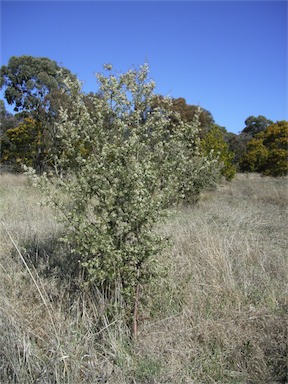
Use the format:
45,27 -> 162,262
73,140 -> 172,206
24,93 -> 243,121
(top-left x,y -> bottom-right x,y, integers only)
1,56 -> 79,172
152,96 -> 215,134
0,56 -> 77,120
0,100 -> 20,135
242,115 -> 273,137
200,124 -> 236,180
1,118 -> 42,171
240,121 -> 288,176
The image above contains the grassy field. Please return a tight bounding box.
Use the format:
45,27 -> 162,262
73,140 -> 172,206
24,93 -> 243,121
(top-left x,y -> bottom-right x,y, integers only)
0,172 -> 287,383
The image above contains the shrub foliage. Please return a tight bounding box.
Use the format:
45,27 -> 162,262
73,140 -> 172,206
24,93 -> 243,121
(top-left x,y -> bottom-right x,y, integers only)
31,64 -> 220,333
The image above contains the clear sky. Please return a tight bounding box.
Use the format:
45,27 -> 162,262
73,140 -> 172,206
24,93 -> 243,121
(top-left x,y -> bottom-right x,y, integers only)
0,0 -> 287,133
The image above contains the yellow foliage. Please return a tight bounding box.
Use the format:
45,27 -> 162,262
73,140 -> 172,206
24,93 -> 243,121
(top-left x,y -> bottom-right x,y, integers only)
240,121 -> 288,176
0,118 -> 42,170
201,125 -> 236,180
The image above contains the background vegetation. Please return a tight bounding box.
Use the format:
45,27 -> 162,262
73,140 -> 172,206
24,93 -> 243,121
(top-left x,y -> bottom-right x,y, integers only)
1,56 -> 287,178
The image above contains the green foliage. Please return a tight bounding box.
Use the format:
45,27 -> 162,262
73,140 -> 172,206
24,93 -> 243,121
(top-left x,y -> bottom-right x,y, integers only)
239,138 -> 269,173
134,355 -> 162,382
1,56 -> 78,172
226,115 -> 275,171
227,115 -> 274,171
0,99 -> 19,135
200,125 -> 236,180
31,64 -> 219,331
0,56 -> 76,116
151,98 -> 235,180
225,132 -> 252,169
152,96 -> 215,133
1,118 -> 43,171
242,115 -> 273,137
240,121 -> 288,176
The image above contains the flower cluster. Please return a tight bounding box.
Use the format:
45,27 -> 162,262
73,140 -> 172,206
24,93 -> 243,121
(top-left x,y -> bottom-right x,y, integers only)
36,64 -> 219,327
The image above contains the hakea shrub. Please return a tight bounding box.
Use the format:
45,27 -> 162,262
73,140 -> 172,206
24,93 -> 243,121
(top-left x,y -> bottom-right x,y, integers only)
28,64 -> 221,335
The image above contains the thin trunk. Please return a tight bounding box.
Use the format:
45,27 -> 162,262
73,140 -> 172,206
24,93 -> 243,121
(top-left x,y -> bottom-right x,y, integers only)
132,282 -> 140,340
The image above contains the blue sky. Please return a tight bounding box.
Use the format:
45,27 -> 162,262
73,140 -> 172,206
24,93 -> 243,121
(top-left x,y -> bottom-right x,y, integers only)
0,1 -> 287,134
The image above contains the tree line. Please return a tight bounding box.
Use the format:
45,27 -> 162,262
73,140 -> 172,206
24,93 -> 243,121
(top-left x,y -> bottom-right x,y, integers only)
1,56 -> 287,178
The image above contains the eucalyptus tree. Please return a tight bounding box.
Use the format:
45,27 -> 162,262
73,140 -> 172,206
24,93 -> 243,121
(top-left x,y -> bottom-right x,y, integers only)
0,55 -> 78,172
242,115 -> 273,137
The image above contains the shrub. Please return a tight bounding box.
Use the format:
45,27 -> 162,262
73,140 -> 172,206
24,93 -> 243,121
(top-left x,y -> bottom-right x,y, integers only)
30,64 -> 220,336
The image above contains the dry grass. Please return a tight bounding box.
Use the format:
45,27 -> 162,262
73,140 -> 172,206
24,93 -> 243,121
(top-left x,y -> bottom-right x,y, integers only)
0,172 -> 287,383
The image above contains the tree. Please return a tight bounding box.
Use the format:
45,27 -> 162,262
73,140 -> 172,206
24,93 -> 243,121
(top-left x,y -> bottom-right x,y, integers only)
0,56 -> 76,117
226,132 -> 252,168
1,117 -> 42,171
200,124 -> 236,180
170,98 -> 214,128
239,137 -> 269,173
151,96 -> 214,134
225,116 -> 274,170
31,64 -> 220,337
242,115 -> 273,137
154,97 -> 235,180
240,121 -> 288,176
1,56 -> 78,172
0,99 -> 20,135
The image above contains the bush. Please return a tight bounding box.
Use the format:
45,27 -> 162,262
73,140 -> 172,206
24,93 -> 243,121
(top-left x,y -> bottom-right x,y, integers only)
30,64 -> 220,335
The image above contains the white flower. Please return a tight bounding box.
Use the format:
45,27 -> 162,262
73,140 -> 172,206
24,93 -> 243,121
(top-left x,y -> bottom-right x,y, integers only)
103,63 -> 112,71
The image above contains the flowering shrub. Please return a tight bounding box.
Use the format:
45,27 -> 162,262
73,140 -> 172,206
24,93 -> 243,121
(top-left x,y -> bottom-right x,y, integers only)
33,64 -> 219,335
